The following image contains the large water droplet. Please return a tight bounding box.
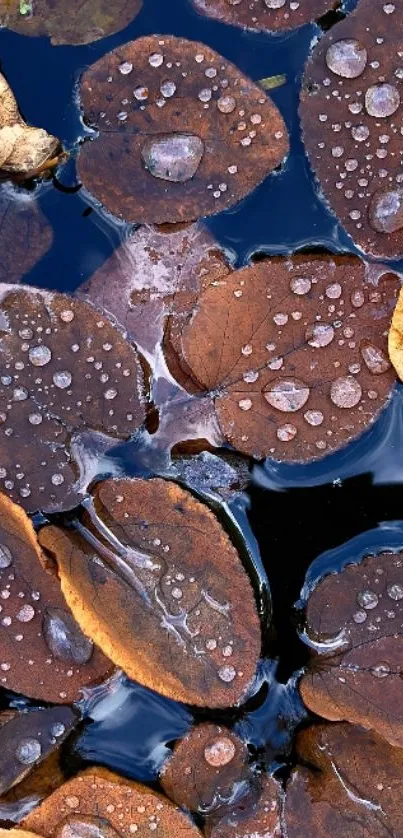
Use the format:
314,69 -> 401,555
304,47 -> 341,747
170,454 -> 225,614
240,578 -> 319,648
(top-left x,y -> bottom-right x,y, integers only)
204,737 -> 236,767
365,83 -> 400,117
43,608 -> 94,665
325,39 -> 367,79
330,376 -> 362,408
0,544 -> 12,569
360,341 -> 391,374
290,276 -> 312,295
53,371 -> 73,389
16,737 -> 41,765
356,590 -> 378,610
387,583 -> 403,600
263,379 -> 310,412
218,665 -> 236,682
29,345 -> 52,367
141,134 -> 204,183
306,322 -> 335,348
369,187 -> 403,233
370,663 -> 390,679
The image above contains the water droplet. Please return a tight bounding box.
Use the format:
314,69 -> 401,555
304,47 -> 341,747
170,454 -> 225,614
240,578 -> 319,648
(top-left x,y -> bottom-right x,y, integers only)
118,61 -> 133,75
387,583 -> 403,600
43,608 -> 94,665
264,379 -> 310,412
217,95 -> 236,113
304,409 -> 324,426
264,0 -> 286,7
365,83 -> 400,117
238,398 -> 252,411
351,289 -> 365,308
160,80 -> 176,98
325,39 -> 367,79
29,345 -> 52,367
51,722 -> 66,738
276,423 -> 297,442
369,187 -> 403,233
306,322 -> 335,348
57,817 -> 120,838
0,544 -> 12,569
357,590 -> 379,609
360,342 -> 391,374
149,53 -> 163,68
53,371 -> 73,389
353,610 -> 367,623
141,134 -> 204,183
16,737 -> 41,765
371,663 -> 390,678
204,737 -> 236,767
326,283 -> 342,299
290,276 -> 312,295
60,310 -> 74,323
243,370 -> 259,383
218,665 -> 236,682
330,376 -> 362,408
16,604 -> 35,623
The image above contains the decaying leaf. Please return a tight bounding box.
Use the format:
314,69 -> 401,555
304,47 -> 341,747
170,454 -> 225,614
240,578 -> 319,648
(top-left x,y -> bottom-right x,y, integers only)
388,284 -> 403,382
285,723 -> 403,835
0,751 -> 65,825
0,284 -> 145,513
0,0 -> 142,45
0,73 -> 60,179
23,766 -> 203,837
165,256 -> 398,462
300,549 -> 403,747
189,0 -> 338,34
0,492 -> 112,702
38,477 -> 261,707
207,775 -> 282,838
79,222 -> 230,367
0,707 -> 77,796
300,0 -> 403,259
78,35 -> 289,224
160,723 -> 251,814
0,185 -> 52,283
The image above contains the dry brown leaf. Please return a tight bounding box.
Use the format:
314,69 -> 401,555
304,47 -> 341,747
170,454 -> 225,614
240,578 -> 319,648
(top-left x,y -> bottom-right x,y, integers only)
0,74 -> 60,178
38,477 -> 261,708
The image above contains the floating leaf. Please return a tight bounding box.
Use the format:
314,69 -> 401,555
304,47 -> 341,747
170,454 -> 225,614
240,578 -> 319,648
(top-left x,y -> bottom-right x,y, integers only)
38,477 -> 261,707
207,776 -> 282,838
0,707 -> 77,796
189,0 -> 337,33
0,492 -> 112,702
23,766 -> 203,837
0,284 -> 145,512
0,0 -> 143,45
300,549 -> 403,747
160,723 -> 251,814
285,723 -> 403,835
165,256 -> 398,461
300,0 -> 403,259
78,36 -> 289,225
0,185 -> 52,283
259,74 -> 287,91
0,73 -> 60,179
79,223 -> 230,366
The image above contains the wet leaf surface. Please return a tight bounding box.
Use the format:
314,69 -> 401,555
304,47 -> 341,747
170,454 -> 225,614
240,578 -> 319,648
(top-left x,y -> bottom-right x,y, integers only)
78,35 -> 289,224
0,830 -> 45,838
38,477 -> 261,707
189,0 -> 337,34
0,706 -> 77,796
0,750 -> 65,825
285,722 -> 403,836
160,723 -> 251,814
300,548 -> 403,747
0,0 -> 142,45
0,491 -> 113,703
0,186 -> 52,284
0,284 -> 145,513
79,222 -> 230,366
0,73 -> 59,178
165,256 -> 398,461
207,775 -> 282,838
300,0 -> 403,259
23,766 -> 203,837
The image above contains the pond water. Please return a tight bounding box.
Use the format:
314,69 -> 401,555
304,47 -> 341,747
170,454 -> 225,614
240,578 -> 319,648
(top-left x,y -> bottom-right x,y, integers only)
1,0 -> 403,810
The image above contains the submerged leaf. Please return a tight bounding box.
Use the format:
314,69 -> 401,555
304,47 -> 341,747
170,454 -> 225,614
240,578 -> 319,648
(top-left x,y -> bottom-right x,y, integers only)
207,775 -> 282,838
0,492 -> 112,702
0,186 -> 52,283
23,766 -> 203,837
300,549 -> 403,746
0,284 -> 145,512
0,74 -> 59,178
300,0 -> 403,258
285,723 -> 403,835
0,0 -> 143,45
160,723 -> 251,814
38,477 -> 261,707
165,256 -> 398,461
78,35 -> 289,224
259,74 -> 287,91
189,0 -> 337,33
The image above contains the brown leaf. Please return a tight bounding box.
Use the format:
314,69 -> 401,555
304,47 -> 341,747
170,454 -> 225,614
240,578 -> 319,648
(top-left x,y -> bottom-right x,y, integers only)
0,73 -> 60,178
300,0 -> 403,259
285,722 -> 403,836
207,775 -> 282,838
0,751 -> 65,825
165,256 -> 398,461
0,284 -> 145,512
300,549 -> 403,747
0,706 -> 77,796
160,723 -> 251,814
38,477 -> 261,707
78,222 -> 230,367
0,186 -> 52,283
78,35 -> 289,225
388,284 -> 403,381
23,766 -> 203,837
0,0 -> 142,45
190,0 -> 338,33
0,491 -> 112,702
0,830 -> 45,838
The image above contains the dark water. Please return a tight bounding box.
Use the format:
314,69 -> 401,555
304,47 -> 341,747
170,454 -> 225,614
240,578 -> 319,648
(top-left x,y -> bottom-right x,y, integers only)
2,0 -> 403,801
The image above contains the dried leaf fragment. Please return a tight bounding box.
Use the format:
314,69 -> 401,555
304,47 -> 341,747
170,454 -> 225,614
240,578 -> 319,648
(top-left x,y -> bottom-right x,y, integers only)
38,477 -> 261,707
78,35 -> 288,224
0,0 -> 143,45
300,0 -> 403,258
189,0 -> 337,33
0,492 -> 112,702
300,548 -> 403,746
0,74 -> 59,178
23,766 -> 203,837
